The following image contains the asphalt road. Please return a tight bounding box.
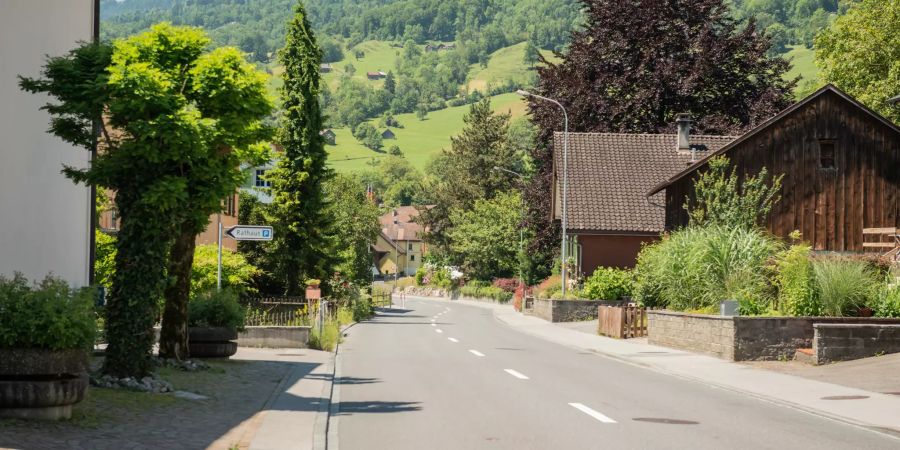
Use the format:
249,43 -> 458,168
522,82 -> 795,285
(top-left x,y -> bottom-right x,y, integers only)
333,297 -> 900,449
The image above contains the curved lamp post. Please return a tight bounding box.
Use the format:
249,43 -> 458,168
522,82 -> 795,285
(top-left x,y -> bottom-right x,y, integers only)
516,89 -> 570,297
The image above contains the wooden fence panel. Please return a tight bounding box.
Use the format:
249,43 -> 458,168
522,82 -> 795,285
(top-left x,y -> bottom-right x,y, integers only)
598,305 -> 647,339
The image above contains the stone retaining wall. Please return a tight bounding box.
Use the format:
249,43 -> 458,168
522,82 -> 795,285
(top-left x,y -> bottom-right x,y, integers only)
237,326 -> 310,349
649,311 -> 900,361
814,324 -> 900,364
648,311 -> 735,359
532,299 -> 621,323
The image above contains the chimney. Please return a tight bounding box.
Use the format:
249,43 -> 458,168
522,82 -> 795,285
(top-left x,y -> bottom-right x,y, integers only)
676,113 -> 692,153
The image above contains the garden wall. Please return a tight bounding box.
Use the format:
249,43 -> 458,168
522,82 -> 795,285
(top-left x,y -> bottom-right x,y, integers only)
648,311 -> 900,361
814,324 -> 900,364
531,299 -> 621,323
236,326 -> 310,349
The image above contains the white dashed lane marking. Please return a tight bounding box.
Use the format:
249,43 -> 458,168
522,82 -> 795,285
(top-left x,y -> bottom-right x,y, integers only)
568,403 -> 617,424
436,329 -> 443,333
504,369 -> 529,380
448,338 -> 459,343
469,350 -> 485,357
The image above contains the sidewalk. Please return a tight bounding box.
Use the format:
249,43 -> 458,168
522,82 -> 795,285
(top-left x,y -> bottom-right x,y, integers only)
240,349 -> 334,450
437,297 -> 900,437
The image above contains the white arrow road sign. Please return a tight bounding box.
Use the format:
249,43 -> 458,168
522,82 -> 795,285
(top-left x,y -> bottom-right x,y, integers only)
225,225 -> 273,241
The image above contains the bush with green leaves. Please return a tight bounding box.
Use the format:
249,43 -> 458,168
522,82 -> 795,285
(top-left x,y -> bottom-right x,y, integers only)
0,274 -> 96,350
415,266 -> 427,286
874,282 -> 900,318
812,259 -> 877,317
459,284 -> 512,303
351,298 -> 374,321
633,226 -> 780,311
191,245 -> 261,297
188,289 -> 247,331
583,267 -> 633,301
308,318 -> 341,351
774,243 -> 819,316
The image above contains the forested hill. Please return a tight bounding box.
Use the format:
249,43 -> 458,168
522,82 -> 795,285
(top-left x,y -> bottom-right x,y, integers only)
101,0 -> 581,59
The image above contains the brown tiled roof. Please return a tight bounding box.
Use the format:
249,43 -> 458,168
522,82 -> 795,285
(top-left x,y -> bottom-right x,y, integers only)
380,206 -> 425,241
553,132 -> 735,233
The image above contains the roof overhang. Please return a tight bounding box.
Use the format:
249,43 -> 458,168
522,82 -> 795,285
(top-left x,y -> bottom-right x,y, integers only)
646,84 -> 900,197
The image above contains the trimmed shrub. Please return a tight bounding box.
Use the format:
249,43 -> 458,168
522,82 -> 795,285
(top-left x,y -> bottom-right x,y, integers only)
188,288 -> 247,330
0,274 -> 96,351
415,266 -> 427,286
459,284 -> 513,303
583,267 -> 633,301
534,275 -> 561,299
492,278 -> 520,293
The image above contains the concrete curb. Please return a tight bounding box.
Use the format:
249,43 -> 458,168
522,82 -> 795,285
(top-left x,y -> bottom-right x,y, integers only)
320,321 -> 361,450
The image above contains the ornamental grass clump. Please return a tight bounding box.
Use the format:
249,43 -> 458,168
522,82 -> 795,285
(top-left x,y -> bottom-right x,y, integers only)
812,259 -> 878,317
0,274 -> 96,351
774,243 -> 819,316
633,226 -> 780,311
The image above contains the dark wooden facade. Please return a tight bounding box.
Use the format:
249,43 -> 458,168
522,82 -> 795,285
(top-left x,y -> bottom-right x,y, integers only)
658,86 -> 900,252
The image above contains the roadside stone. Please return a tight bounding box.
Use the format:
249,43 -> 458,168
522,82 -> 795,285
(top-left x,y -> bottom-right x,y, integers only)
89,373 -> 173,393
173,390 -> 209,401
154,357 -> 211,372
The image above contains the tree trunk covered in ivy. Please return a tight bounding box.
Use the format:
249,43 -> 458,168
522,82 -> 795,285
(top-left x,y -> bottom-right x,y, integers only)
104,196 -> 172,377
159,223 -> 197,360
269,1 -> 335,296
524,0 -> 796,275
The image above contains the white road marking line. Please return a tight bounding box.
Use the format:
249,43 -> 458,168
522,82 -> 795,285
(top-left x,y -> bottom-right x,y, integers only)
431,318 -> 436,322
568,403 -> 617,424
469,350 -> 485,357
504,369 -> 529,380
431,323 -> 436,327
448,338 -> 459,343
436,329 -> 443,333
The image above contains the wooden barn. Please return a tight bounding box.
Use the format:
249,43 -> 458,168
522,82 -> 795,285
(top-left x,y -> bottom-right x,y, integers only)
650,85 -> 900,253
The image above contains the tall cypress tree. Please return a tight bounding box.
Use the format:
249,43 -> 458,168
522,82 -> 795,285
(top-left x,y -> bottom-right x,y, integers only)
268,2 -> 334,296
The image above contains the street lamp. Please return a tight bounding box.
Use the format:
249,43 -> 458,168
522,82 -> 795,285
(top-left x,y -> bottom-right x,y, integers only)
493,166 -> 526,303
516,89 -> 570,298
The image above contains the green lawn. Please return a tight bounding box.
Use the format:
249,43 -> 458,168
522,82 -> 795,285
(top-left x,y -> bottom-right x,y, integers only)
326,92 -> 529,172
784,45 -> 818,84
322,40 -> 401,90
467,42 -> 559,92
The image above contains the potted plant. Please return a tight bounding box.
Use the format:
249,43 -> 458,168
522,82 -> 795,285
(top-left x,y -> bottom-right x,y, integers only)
187,289 -> 246,358
0,274 -> 96,420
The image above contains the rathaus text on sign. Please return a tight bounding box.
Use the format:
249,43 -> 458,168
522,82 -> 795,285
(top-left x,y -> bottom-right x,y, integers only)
225,226 -> 274,241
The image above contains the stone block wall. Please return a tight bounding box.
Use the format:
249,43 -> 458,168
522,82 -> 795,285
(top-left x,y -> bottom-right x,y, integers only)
647,311 -> 735,359
732,317 -> 816,361
531,299 -> 623,323
814,324 -> 900,364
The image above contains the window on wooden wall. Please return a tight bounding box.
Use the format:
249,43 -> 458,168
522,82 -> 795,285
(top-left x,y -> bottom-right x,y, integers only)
819,140 -> 835,170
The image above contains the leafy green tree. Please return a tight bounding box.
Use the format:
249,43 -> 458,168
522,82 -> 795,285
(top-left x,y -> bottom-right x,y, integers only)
389,145 -> 403,156
448,192 -> 522,280
384,71 -> 396,94
815,0 -> 900,124
684,156 -> 783,229
523,40 -> 541,68
326,174 -> 382,284
190,245 -> 262,297
359,155 -> 428,206
419,99 -> 520,257
268,2 -> 336,296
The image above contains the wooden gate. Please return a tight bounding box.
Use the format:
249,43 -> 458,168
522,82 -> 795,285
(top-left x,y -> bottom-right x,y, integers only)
598,305 -> 647,339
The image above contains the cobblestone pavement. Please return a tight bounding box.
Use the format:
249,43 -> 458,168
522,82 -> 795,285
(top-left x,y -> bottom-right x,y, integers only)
0,348 -> 326,450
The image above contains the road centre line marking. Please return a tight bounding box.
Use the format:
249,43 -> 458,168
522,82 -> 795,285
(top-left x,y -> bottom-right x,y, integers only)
431,323 -> 436,327
436,329 -> 443,333
448,338 -> 459,343
568,403 -> 617,424
469,350 -> 485,357
504,369 -> 529,380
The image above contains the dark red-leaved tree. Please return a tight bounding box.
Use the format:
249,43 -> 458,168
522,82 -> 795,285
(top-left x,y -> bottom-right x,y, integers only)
524,0 -> 796,277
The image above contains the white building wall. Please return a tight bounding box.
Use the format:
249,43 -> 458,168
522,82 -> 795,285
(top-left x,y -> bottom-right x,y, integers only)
0,0 -> 95,287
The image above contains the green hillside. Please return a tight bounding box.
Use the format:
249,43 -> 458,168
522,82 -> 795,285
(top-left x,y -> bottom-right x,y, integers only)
321,41 -> 401,89
467,42 -> 560,92
327,92 -> 527,172
784,45 -> 818,84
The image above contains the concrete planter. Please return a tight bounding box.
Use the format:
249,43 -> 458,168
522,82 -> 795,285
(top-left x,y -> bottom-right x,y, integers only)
0,348 -> 89,420
237,326 -> 311,349
188,327 -> 238,358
